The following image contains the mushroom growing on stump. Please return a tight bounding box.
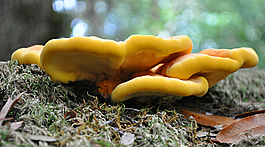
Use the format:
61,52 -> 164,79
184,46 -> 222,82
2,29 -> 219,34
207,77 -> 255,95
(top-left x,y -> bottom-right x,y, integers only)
160,48 -> 259,87
11,45 -> 44,68
40,35 -> 193,86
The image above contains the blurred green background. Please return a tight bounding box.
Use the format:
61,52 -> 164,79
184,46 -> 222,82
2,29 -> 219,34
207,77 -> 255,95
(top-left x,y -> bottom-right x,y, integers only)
1,0 -> 265,68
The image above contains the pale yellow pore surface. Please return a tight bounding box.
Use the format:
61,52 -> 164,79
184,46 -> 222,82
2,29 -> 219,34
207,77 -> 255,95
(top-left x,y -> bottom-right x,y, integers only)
161,48 -> 259,87
11,45 -> 44,68
40,35 -> 193,83
111,75 -> 209,102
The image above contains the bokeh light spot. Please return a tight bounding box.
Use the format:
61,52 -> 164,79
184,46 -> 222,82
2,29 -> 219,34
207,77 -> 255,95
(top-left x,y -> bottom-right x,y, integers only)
71,20 -> 88,37
64,0 -> 76,10
201,39 -> 218,49
245,26 -> 261,41
52,0 -> 64,12
158,0 -> 171,9
205,14 -> 218,26
75,1 -> 86,13
94,1 -> 108,17
103,23 -> 117,36
219,11 -> 231,25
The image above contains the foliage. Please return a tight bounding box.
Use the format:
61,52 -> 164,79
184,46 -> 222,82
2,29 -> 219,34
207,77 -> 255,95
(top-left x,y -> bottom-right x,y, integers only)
53,0 -> 265,68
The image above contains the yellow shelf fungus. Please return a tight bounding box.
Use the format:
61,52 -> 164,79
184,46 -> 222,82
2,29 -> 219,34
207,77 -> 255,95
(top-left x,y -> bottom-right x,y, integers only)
10,35 -> 259,102
11,45 -> 44,68
111,73 -> 208,102
40,35 -> 192,83
160,48 -> 259,87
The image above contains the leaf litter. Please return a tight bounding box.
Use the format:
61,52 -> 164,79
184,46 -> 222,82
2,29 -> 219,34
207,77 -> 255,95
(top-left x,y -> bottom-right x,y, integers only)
217,113 -> 265,143
1,60 -> 265,146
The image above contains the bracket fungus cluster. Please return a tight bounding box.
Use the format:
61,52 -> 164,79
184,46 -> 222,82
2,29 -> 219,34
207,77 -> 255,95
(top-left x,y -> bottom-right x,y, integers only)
39,35 -> 192,83
11,35 -> 259,102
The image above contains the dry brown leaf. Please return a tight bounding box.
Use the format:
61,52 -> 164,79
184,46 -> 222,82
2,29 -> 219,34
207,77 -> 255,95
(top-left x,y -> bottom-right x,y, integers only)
235,109 -> 265,119
179,109 -> 236,128
64,110 -> 77,120
217,113 -> 265,143
0,92 -> 24,125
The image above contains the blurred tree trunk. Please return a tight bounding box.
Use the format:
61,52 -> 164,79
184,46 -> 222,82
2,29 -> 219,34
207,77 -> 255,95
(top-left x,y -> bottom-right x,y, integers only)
0,0 -> 64,61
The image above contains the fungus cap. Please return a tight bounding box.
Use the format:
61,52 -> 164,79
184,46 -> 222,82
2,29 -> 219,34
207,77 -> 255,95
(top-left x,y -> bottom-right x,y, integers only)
40,36 -> 123,83
40,35 -> 193,83
199,47 -> 259,68
160,48 -> 259,87
120,35 -> 193,72
111,73 -> 209,102
11,45 -> 44,68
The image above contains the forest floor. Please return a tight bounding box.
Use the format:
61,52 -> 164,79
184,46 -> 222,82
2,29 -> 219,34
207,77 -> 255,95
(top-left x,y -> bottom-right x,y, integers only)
1,60 -> 265,146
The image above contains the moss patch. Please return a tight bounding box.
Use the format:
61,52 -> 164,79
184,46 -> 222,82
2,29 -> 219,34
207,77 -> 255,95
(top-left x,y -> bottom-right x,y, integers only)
1,60 -> 265,146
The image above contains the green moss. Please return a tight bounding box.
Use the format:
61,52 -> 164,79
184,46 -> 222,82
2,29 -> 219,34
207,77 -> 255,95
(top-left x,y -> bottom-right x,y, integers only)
1,61 -> 265,146
208,68 -> 265,111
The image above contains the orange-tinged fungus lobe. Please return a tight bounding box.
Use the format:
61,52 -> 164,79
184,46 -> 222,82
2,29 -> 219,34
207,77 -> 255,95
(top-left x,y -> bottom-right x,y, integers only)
11,45 -> 44,68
